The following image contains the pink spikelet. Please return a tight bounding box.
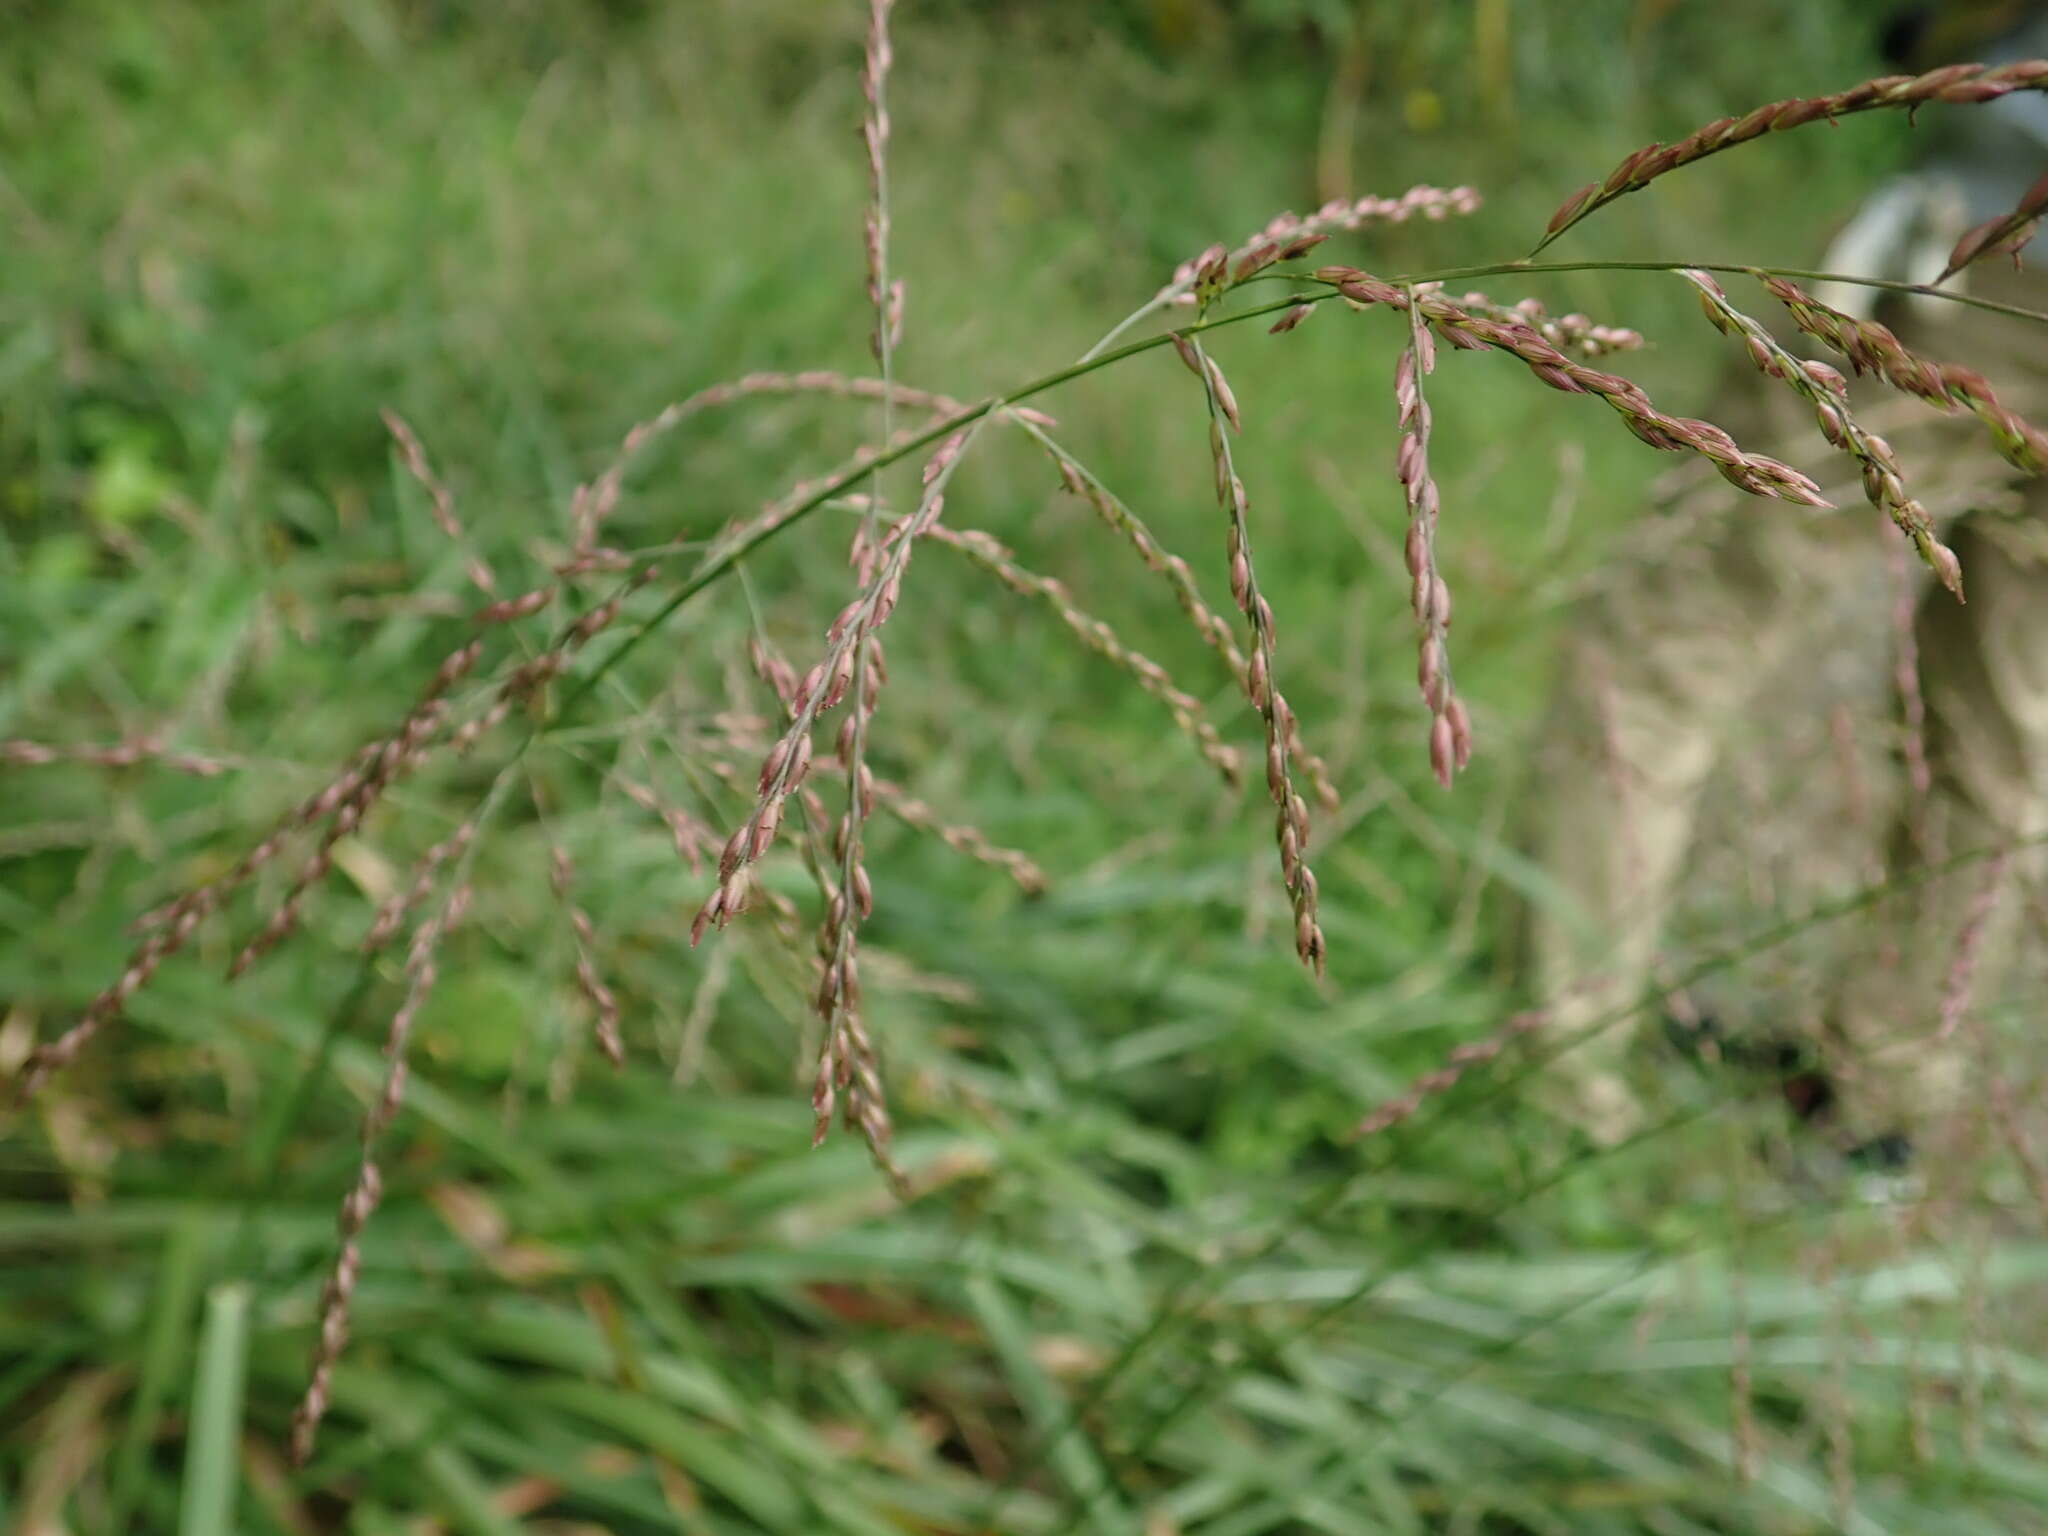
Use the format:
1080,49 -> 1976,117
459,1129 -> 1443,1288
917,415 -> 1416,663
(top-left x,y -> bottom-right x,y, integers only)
1395,290 -> 1471,788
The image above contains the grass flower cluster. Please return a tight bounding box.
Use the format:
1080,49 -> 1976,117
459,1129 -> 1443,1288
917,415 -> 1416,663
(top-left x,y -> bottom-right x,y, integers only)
6,4 -> 2048,1526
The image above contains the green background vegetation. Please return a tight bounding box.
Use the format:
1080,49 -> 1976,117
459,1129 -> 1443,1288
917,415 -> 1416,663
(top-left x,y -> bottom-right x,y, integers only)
5,2 -> 2044,1531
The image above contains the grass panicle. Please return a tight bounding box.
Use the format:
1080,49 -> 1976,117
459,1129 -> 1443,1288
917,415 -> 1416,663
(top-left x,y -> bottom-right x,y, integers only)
12,11 -> 2048,1499
744,638 -> 903,1182
861,0 -> 902,367
692,429 -> 972,948
1025,424 -> 1249,676
869,777 -> 1049,894
614,772 -> 716,875
751,634 -> 1048,894
361,819 -> 479,954
829,0 -> 908,1176
223,641 -> 489,981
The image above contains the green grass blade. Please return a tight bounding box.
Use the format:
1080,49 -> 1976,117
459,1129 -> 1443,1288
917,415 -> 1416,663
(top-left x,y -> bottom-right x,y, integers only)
177,1282 -> 250,1536
111,1209 -> 212,1528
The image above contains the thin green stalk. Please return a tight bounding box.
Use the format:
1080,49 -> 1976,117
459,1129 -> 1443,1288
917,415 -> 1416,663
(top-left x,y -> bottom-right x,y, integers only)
177,1283 -> 251,1536
1080,291 -> 1175,362
1279,258 -> 2048,327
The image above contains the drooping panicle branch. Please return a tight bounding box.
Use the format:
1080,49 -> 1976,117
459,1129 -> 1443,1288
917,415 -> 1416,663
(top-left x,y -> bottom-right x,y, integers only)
744,639 -> 903,1184
748,639 -> 1048,895
2,737 -> 235,777
1082,184 -> 1481,361
1395,291 -> 1472,787
1349,1009 -> 1548,1141
1019,421 -> 1249,676
1938,167 -> 2048,285
871,779 -> 1049,894
1318,265 -> 1832,506
1762,274 -> 2048,476
448,569 -> 657,757
1686,270 -> 1964,597
1009,418 -> 1342,809
226,643 -> 490,979
1538,59 -> 2048,250
293,879 -> 472,1465
836,0 -> 909,1174
614,774 -> 716,876
1178,334 -> 1327,976
861,0 -> 902,366
14,641 -> 485,1099
694,429 -> 977,944
363,820 -> 478,953
927,524 -> 1243,789
383,409 -> 497,598
816,578 -> 895,1173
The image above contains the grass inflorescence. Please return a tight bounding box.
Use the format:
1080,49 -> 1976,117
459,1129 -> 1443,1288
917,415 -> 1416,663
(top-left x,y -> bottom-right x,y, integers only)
6,3 -> 2048,1529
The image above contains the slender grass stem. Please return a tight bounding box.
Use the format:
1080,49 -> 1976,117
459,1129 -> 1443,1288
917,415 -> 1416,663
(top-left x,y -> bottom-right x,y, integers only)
178,1283 -> 251,1536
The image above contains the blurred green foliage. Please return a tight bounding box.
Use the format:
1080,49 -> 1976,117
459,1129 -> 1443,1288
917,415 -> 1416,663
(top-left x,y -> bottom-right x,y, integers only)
4,2 -> 2043,1532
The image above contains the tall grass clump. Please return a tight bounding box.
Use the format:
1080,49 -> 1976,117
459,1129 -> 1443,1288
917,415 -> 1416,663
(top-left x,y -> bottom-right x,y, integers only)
5,2 -> 2048,1528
